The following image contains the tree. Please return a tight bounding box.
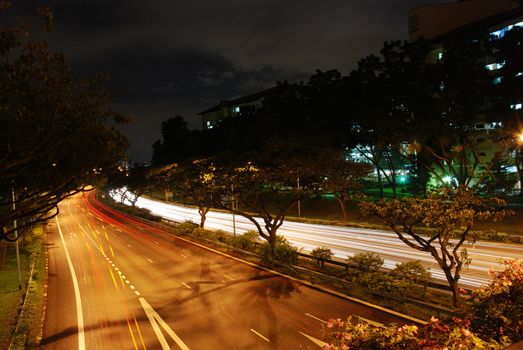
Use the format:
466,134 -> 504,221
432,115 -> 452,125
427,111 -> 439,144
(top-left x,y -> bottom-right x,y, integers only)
0,5 -> 128,241
319,150 -> 372,221
360,186 -> 510,308
167,159 -> 222,228
347,40 -> 431,197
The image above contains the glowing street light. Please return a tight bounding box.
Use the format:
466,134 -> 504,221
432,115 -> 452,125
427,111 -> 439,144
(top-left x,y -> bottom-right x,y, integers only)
518,132 -> 523,144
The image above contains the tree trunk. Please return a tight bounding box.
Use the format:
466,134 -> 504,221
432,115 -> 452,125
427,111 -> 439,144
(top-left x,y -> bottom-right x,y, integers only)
198,204 -> 208,228
377,169 -> 384,198
336,196 -> 349,222
442,266 -> 461,308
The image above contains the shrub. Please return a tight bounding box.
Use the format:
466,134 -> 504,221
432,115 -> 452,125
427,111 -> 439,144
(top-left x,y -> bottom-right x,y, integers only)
229,230 -> 259,251
391,260 -> 432,296
212,229 -> 229,243
192,227 -> 214,239
177,220 -> 198,234
347,252 -> 383,273
322,316 -> 508,350
259,236 -> 299,265
311,247 -> 333,267
467,259 -> 523,343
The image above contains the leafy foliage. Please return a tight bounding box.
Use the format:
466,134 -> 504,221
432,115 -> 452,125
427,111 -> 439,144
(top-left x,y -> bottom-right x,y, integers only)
228,230 -> 259,251
467,259 -> 523,343
0,5 -> 128,240
311,247 -> 334,267
322,317 -> 508,350
347,252 -> 384,272
258,236 -> 300,265
360,186 -> 511,307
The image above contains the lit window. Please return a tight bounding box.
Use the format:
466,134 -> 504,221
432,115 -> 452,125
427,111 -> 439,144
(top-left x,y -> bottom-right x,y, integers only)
437,52 -> 444,61
232,106 -> 240,114
517,72 -> 523,77
485,62 -> 505,71
206,120 -> 213,129
493,77 -> 502,84
510,103 -> 522,110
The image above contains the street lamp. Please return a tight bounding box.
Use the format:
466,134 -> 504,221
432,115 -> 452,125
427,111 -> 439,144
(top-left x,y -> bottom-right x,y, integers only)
518,132 -> 523,144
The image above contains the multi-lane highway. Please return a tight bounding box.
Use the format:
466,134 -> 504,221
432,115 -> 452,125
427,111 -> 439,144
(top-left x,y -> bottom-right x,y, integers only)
110,190 -> 523,289
41,193 -> 417,349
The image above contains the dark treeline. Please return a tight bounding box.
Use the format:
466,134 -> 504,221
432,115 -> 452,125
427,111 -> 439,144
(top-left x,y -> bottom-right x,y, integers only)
151,29 -> 523,196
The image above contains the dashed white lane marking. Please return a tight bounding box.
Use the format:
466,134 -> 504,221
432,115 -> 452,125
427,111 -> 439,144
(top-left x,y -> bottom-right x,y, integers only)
130,285 -> 135,290
137,227 -> 145,231
154,241 -> 159,245
180,254 -> 189,259
116,228 -> 122,232
125,280 -> 130,284
147,258 -> 154,263
306,313 -> 327,324
128,244 -> 132,248
223,274 -> 234,281
182,282 -> 192,290
135,291 -> 141,296
250,329 -> 270,342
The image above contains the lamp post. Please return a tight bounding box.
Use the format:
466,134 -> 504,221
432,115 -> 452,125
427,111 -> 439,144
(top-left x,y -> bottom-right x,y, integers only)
297,176 -> 301,217
517,132 -> 523,195
11,187 -> 23,291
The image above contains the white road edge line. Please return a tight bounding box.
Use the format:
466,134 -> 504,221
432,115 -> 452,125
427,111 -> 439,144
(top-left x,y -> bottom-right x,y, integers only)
305,313 -> 327,324
250,329 -> 270,342
139,297 -> 190,350
56,216 -> 86,350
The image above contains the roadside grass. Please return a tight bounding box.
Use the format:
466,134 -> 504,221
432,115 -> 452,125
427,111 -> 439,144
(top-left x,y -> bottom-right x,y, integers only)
0,226 -> 46,350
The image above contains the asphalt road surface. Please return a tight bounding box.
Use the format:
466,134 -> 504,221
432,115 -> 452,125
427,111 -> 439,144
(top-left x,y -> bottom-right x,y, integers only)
41,193 -> 415,350
110,190 -> 523,289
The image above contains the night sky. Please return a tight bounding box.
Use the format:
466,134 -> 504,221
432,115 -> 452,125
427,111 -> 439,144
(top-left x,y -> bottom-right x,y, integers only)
11,0 -> 451,163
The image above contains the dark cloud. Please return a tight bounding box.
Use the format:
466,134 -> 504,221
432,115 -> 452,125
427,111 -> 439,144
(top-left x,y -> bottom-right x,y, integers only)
9,0 -> 452,162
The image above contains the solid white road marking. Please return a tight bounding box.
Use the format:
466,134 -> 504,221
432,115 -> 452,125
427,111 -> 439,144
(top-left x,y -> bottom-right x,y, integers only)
56,216 -> 86,350
305,313 -> 327,324
250,329 -> 270,342
223,274 -> 234,281
139,297 -> 190,350
182,282 -> 192,290
299,331 -> 327,347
